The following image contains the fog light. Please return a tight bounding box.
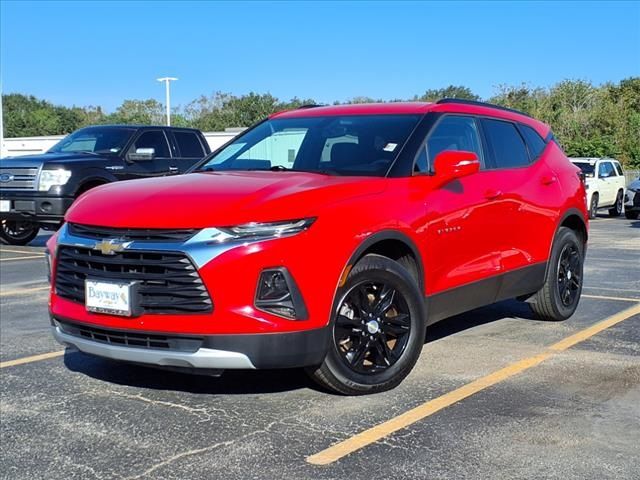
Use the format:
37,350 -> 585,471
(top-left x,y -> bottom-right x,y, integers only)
255,268 -> 307,320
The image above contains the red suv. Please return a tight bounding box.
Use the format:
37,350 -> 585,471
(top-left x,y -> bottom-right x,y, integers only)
47,100 -> 588,395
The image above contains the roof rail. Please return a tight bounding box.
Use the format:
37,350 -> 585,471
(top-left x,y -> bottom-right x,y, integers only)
436,98 -> 532,118
296,104 -> 322,109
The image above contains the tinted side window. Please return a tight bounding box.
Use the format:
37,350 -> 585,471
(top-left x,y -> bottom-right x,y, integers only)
598,162 -> 615,178
481,119 -> 529,169
415,115 -> 483,173
130,131 -> 170,158
175,131 -> 205,157
614,162 -> 624,176
519,124 -> 547,160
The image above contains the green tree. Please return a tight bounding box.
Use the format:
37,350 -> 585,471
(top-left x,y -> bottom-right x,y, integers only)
105,99 -> 165,125
414,85 -> 479,102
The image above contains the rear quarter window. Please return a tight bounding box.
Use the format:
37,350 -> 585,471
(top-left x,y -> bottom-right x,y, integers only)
481,118 -> 530,169
174,131 -> 205,157
614,162 -> 624,176
519,124 -> 547,160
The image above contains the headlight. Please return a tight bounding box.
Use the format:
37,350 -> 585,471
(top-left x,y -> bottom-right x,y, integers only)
38,169 -> 72,191
218,218 -> 315,240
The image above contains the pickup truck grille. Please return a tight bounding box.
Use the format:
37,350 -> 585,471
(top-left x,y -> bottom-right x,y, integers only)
68,223 -> 199,242
0,167 -> 39,190
54,246 -> 213,314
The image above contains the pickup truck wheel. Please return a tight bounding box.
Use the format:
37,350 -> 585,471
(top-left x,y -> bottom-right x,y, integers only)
589,194 -> 598,219
530,227 -> 583,321
608,190 -> 623,217
0,220 -> 39,246
625,210 -> 639,220
307,254 -> 426,395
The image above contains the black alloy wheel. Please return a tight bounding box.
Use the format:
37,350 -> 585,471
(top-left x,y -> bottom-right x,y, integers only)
557,244 -> 581,307
334,281 -> 412,374
0,220 -> 39,246
307,254 -> 426,395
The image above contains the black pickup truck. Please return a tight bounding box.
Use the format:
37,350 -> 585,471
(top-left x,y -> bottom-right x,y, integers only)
0,125 -> 211,245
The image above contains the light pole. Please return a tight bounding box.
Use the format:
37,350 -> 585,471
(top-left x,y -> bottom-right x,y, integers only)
157,77 -> 178,126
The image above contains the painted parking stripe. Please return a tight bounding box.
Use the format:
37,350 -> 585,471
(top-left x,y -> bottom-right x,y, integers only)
581,294 -> 640,302
0,285 -> 50,297
0,248 -> 44,255
307,302 -> 640,466
0,255 -> 44,262
0,350 -> 65,369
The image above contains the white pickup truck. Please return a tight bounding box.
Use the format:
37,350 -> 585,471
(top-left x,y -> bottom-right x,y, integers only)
570,157 -> 626,219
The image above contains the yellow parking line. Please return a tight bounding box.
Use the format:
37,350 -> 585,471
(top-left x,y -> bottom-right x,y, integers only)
582,294 -> 640,302
0,255 -> 44,262
0,350 -> 65,369
0,248 -> 44,255
0,285 -> 50,297
307,302 -> 640,466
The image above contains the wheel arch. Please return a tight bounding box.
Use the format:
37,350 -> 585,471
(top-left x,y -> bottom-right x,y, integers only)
74,176 -> 113,196
558,208 -> 588,246
344,230 -> 424,292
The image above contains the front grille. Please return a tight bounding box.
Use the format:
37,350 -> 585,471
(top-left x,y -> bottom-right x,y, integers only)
0,167 -> 39,190
57,320 -> 203,352
68,223 -> 199,242
55,246 -> 213,314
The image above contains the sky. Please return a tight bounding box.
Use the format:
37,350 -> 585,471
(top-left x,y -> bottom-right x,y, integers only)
1,0 -> 639,112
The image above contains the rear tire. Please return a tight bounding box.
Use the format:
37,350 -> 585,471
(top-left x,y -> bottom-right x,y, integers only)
0,220 -> 39,246
588,194 -> 598,219
608,190 -> 623,217
530,227 -> 584,321
625,210 -> 639,220
307,254 -> 426,395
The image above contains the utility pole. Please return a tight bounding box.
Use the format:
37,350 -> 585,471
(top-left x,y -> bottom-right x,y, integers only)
157,77 -> 178,126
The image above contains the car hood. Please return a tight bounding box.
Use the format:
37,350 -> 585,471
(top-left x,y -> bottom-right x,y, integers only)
0,152 -> 107,168
66,171 -> 387,228
627,178 -> 640,191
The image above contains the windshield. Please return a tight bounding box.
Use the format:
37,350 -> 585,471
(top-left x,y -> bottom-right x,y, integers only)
48,127 -> 135,155
196,115 -> 421,176
573,162 -> 595,177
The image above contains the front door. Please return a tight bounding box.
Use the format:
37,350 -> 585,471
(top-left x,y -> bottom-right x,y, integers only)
415,115 -> 507,322
118,130 -> 172,181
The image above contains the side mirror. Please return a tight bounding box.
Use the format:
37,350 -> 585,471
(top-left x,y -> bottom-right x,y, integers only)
433,150 -> 480,187
128,147 -> 155,161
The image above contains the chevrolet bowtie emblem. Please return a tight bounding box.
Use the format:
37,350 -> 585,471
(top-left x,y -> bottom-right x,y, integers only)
93,238 -> 131,255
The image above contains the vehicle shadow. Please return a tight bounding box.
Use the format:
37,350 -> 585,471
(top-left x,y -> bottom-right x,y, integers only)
425,299 -> 537,343
63,299 -> 537,395
63,350 -> 313,395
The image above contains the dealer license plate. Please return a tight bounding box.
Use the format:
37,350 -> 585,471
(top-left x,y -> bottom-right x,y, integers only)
0,200 -> 10,212
85,279 -> 134,316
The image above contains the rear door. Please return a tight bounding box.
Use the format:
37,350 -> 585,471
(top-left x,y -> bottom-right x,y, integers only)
169,130 -> 208,174
479,118 -> 562,281
118,130 -> 172,181
597,161 -> 616,205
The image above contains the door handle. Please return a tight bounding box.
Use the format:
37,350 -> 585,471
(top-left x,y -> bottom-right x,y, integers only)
169,166 -> 179,173
541,174 -> 558,185
484,189 -> 503,200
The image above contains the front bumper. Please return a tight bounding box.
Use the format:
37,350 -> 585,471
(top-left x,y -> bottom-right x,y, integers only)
0,192 -> 74,224
51,318 -> 329,369
624,189 -> 639,212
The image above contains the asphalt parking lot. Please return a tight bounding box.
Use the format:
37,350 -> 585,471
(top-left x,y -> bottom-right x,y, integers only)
1,216 -> 639,480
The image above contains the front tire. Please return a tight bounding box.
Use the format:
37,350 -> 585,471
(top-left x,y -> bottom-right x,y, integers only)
0,220 -> 39,246
308,254 -> 426,395
530,227 -> 584,321
608,190 -> 623,217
